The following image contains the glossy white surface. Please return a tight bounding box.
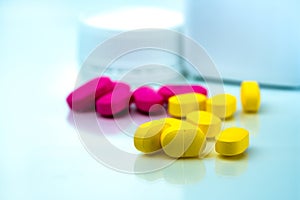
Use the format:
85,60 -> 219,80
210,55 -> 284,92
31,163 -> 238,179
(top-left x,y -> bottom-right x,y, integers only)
0,1 -> 299,200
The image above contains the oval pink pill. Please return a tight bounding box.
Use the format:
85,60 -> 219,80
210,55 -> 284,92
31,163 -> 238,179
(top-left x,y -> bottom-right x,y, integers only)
66,76 -> 114,112
158,85 -> 208,102
133,86 -> 164,113
96,82 -> 132,116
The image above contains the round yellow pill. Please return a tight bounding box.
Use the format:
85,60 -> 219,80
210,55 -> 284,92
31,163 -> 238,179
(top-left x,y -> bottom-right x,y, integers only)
240,81 -> 260,113
168,93 -> 206,118
161,122 -> 206,158
215,127 -> 249,156
134,120 -> 167,153
134,118 -> 184,153
186,111 -> 222,138
206,94 -> 236,119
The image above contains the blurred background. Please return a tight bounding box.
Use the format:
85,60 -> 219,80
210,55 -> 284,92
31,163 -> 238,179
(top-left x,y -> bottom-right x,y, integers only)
2,0 -> 299,88
0,0 -> 183,74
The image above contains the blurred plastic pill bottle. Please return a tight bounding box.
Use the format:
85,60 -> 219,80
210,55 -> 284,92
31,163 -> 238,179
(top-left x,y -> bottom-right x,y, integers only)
184,0 -> 300,88
77,5 -> 184,85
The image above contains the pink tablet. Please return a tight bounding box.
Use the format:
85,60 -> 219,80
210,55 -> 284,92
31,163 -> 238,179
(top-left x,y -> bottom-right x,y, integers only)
66,76 -> 114,112
157,84 -> 207,102
96,82 -> 132,116
133,86 -> 164,113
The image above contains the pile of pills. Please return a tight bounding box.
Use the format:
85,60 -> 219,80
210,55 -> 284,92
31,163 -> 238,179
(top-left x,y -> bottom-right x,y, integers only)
67,77 -> 260,158
134,117 -> 206,158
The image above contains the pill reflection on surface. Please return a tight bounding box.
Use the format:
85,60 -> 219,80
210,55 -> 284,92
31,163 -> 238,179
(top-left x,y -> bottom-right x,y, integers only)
134,155 -> 206,184
215,152 -> 248,177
